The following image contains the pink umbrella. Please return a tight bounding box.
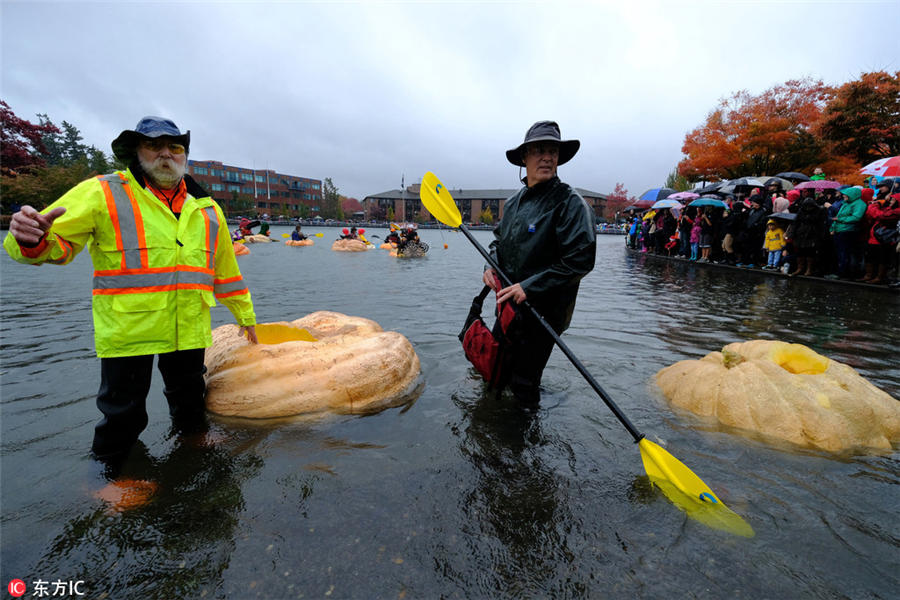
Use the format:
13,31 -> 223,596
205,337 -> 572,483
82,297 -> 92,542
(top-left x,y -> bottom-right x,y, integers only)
860,156 -> 900,178
667,191 -> 699,201
793,180 -> 842,190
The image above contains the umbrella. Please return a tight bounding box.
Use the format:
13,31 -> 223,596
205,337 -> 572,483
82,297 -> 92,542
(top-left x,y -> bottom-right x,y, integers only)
625,199 -> 655,210
694,182 -> 726,195
688,197 -> 728,208
651,198 -> 684,210
793,180 -> 842,190
642,210 -> 657,221
638,187 -> 676,202
762,176 -> 794,191
769,211 -> 796,221
667,191 -> 699,201
718,177 -> 769,194
859,156 -> 900,178
775,171 -> 810,183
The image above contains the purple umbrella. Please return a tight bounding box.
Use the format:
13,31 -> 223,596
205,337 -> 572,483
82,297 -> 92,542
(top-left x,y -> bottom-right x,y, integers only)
793,180 -> 842,190
667,191 -> 699,201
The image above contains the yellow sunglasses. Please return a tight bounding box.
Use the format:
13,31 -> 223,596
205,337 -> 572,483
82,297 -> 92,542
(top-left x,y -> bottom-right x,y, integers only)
141,139 -> 186,154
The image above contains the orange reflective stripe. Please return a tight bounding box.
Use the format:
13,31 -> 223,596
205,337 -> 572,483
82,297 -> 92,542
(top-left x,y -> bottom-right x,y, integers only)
93,283 -> 216,296
120,174 -> 149,268
93,265 -> 213,277
201,208 -> 212,267
98,176 -> 125,269
215,288 -> 250,299
48,234 -> 73,264
214,275 -> 243,284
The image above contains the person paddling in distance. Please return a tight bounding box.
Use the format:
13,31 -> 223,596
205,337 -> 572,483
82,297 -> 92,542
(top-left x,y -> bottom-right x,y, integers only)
4,116 -> 258,475
291,225 -> 308,241
482,120 -> 596,405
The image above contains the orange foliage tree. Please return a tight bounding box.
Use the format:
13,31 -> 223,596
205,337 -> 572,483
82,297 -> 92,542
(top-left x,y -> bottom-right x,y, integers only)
604,182 -> 636,220
818,71 -> 900,166
679,79 -> 836,182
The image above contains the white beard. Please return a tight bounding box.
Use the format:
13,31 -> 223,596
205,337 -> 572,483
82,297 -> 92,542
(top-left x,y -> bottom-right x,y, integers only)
140,155 -> 185,189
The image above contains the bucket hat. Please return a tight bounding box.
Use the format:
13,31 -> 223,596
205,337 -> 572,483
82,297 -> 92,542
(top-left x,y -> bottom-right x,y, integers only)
111,116 -> 190,161
506,120 -> 580,167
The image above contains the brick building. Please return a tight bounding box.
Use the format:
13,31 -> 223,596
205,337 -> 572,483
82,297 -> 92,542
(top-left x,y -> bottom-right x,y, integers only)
187,159 -> 321,218
364,184 -> 609,224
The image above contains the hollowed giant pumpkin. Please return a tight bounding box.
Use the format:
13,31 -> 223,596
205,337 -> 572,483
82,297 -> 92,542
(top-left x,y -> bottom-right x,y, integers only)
655,340 -> 900,453
205,311 -> 421,418
331,239 -> 370,252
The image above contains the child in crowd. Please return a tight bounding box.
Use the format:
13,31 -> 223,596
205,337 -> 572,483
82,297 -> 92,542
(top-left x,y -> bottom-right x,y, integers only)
763,219 -> 786,270
690,208 -> 703,261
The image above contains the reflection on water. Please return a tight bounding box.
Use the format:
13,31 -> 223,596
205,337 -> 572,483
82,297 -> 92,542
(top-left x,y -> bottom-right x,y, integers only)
1,231 -> 898,599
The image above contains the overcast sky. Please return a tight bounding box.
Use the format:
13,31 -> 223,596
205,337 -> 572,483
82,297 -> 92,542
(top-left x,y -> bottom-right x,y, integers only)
2,1 -> 898,200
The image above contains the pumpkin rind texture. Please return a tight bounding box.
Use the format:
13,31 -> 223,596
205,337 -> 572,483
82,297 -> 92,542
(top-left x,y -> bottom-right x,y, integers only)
655,340 -> 900,453
331,239 -> 370,252
285,239 -> 314,246
244,234 -> 273,243
205,311 -> 421,418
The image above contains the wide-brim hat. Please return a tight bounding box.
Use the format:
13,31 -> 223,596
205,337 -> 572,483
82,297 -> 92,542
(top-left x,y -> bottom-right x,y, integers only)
505,120 -> 580,167
111,116 -> 190,162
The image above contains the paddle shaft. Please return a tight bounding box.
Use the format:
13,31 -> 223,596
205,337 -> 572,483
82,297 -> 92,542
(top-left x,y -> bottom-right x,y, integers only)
458,223 -> 645,443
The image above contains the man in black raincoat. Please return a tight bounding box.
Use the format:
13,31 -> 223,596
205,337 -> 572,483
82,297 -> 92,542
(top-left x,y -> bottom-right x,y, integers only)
483,121 -> 596,404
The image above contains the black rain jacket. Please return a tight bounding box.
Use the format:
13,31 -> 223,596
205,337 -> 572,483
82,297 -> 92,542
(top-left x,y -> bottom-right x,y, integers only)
489,176 -> 596,333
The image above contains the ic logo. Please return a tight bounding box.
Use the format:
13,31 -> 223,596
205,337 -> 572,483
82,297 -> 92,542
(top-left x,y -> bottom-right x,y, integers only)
7,579 -> 26,597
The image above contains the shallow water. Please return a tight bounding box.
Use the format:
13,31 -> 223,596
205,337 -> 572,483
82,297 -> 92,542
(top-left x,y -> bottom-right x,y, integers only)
1,228 -> 898,599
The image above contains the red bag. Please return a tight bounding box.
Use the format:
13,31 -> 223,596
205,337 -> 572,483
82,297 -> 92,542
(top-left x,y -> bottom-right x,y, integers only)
458,279 -> 519,384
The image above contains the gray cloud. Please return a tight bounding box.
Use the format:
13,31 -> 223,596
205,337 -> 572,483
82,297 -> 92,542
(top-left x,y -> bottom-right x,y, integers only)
2,1 -> 897,200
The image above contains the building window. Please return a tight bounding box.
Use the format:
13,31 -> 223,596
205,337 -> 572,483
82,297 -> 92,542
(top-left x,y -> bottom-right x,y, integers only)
241,173 -> 253,181
226,172 -> 241,182
193,166 -> 208,175
211,183 -> 225,192
227,184 -> 240,192
255,174 -> 265,183
210,169 -> 224,177
243,187 -> 254,194
312,183 -> 320,190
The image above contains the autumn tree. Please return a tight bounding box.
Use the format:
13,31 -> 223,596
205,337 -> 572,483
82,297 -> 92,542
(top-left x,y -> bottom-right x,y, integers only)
1,100 -> 59,171
818,71 -> 900,165
480,206 -> 494,225
679,79 -> 834,181
604,182 -> 636,220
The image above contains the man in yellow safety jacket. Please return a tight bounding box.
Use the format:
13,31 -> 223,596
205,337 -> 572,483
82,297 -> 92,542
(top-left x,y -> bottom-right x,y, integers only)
4,116 -> 258,467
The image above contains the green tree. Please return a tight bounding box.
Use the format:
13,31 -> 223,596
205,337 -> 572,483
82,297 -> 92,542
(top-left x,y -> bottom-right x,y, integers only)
320,178 -> 344,220
1,162 -> 96,212
227,190 -> 255,216
664,167 -> 692,191
386,206 -> 395,222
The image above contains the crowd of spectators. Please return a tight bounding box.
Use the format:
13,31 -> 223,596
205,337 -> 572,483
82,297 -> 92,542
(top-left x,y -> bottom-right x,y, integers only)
626,176 -> 900,287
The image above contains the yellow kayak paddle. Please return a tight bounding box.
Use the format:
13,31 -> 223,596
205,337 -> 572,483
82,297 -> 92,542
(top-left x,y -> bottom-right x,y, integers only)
419,171 -> 753,537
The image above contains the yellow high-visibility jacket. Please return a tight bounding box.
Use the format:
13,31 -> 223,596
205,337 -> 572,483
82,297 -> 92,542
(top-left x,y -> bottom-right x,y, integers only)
3,169 -> 256,357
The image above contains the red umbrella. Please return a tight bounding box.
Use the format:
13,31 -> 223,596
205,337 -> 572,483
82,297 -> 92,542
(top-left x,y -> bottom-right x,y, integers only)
793,180 -> 842,190
860,156 -> 900,178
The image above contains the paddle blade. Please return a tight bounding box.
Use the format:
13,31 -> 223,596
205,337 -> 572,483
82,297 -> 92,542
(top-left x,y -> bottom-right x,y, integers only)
420,172 -> 463,227
314,233 -> 324,237
639,439 -> 754,537
282,233 -> 290,238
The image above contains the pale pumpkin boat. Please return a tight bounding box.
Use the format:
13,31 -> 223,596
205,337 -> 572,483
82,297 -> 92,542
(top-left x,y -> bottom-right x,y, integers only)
205,311 -> 421,419
331,239 -> 370,252
656,340 -> 900,453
